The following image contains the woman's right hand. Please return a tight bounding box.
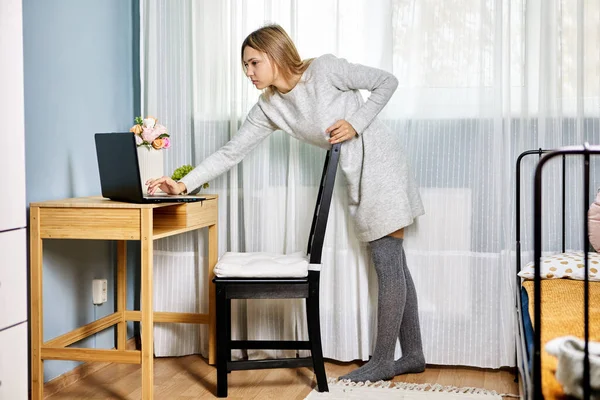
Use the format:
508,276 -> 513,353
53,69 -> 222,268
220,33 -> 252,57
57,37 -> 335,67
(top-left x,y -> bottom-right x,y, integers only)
146,176 -> 186,195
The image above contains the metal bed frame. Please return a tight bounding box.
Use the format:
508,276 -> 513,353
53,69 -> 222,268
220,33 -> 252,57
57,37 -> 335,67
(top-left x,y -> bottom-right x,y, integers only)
515,143 -> 599,399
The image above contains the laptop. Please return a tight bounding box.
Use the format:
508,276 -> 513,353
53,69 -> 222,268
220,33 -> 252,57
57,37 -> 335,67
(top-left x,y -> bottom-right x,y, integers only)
95,132 -> 205,203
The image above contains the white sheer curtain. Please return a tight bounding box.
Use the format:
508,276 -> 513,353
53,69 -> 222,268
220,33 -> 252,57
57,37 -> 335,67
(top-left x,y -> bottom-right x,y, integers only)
142,0 -> 600,368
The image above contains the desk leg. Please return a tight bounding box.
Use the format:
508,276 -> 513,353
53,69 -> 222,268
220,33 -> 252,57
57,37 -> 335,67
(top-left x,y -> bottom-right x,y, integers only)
117,241 -> 127,350
141,209 -> 154,399
30,206 -> 44,400
208,222 -> 217,365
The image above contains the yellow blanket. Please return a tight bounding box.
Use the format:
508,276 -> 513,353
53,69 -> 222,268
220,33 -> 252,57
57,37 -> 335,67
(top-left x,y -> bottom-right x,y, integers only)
523,279 -> 600,399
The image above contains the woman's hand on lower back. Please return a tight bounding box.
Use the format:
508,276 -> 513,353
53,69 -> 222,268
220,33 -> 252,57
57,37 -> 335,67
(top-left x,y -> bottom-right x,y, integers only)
326,120 -> 357,144
145,176 -> 186,195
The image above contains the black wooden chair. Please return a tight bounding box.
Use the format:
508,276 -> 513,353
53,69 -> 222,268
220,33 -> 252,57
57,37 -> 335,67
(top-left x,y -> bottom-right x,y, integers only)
213,143 -> 341,397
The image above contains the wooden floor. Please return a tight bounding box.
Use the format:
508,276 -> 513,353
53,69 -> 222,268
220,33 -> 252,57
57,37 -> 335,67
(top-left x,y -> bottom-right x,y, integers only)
45,356 -> 520,399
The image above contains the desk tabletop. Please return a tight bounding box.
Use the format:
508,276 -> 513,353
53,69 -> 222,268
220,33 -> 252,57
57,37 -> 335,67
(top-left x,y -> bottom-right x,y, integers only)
30,195 -> 218,209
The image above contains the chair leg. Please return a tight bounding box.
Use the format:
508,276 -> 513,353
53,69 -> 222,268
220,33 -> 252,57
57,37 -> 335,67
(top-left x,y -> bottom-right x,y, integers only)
226,298 -> 232,373
306,289 -> 328,392
216,283 -> 229,397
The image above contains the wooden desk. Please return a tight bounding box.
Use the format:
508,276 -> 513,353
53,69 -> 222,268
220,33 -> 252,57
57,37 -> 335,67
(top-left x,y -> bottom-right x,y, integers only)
29,196 -> 218,400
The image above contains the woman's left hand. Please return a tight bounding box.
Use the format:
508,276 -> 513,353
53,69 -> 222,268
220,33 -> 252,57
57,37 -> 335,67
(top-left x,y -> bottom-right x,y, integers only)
326,120 -> 357,144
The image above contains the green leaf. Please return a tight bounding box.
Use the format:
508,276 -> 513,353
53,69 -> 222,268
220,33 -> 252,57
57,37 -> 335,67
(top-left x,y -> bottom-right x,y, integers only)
157,133 -> 170,139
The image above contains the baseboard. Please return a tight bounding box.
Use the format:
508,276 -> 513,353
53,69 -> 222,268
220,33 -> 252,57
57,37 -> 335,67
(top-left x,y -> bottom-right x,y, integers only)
43,337 -> 137,399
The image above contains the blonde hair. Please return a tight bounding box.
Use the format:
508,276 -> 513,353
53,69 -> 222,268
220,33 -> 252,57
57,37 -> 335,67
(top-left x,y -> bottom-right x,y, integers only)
241,24 -> 313,96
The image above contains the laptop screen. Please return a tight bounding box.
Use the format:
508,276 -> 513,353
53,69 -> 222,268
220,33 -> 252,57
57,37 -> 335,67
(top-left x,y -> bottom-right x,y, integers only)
95,133 -> 145,203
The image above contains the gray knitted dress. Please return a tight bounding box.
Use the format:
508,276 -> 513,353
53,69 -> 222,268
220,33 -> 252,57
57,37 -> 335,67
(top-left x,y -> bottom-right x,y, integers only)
180,54 -> 424,242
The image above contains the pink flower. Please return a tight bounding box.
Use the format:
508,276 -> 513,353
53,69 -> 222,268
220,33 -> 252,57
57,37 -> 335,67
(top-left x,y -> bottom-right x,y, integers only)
135,134 -> 143,145
141,126 -> 159,142
163,137 -> 171,148
154,124 -> 167,137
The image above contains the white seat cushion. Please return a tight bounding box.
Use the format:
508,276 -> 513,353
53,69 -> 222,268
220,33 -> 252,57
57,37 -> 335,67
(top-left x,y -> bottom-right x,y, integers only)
214,251 -> 309,278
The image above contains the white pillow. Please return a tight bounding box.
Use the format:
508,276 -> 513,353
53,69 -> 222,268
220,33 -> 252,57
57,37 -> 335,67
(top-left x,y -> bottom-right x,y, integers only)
518,251 -> 600,281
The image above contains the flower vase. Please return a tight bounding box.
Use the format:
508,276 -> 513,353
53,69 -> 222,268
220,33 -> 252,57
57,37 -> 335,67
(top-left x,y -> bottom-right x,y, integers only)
137,147 -> 164,194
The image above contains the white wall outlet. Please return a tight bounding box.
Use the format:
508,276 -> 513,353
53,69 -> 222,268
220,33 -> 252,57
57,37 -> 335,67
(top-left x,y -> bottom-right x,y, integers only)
92,279 -> 108,305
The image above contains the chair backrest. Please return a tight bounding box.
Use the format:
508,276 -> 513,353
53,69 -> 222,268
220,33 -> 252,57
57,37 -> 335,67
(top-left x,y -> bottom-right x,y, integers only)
306,143 -> 341,265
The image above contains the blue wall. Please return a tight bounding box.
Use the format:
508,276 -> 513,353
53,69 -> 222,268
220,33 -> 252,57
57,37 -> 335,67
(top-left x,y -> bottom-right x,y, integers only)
23,0 -> 139,382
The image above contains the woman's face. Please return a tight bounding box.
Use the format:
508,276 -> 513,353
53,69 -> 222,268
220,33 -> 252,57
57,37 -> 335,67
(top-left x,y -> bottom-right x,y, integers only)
243,46 -> 277,90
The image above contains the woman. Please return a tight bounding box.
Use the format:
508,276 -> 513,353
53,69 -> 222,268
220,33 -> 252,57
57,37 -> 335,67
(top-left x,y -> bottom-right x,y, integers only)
147,24 -> 425,383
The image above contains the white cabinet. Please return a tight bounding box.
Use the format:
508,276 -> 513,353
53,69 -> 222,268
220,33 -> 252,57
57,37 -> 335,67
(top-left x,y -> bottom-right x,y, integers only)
0,0 -> 26,231
0,1 -> 28,398
0,322 -> 28,400
0,230 -> 27,330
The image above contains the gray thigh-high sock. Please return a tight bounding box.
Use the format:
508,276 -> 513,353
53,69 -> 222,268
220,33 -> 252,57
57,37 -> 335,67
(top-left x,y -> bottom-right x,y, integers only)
340,236 -> 405,382
394,247 -> 426,375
